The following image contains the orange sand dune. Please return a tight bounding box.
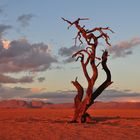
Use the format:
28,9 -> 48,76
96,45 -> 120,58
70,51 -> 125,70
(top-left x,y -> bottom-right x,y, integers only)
0,108 -> 140,140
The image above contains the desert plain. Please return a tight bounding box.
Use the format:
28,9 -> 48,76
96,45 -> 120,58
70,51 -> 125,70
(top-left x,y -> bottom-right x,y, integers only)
0,105 -> 140,140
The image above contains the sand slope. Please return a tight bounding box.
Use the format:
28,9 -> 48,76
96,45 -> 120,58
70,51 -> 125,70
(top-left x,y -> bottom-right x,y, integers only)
0,108 -> 140,140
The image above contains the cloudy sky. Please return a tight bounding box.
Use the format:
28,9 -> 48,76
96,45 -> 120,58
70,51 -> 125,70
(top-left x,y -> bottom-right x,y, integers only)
0,0 -> 140,103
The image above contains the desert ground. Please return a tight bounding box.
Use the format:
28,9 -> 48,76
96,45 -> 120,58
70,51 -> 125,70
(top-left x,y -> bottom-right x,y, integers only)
0,108 -> 140,140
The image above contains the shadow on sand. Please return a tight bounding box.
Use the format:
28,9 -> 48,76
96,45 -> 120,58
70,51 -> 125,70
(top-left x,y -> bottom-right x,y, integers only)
9,116 -> 139,125
52,116 -> 140,125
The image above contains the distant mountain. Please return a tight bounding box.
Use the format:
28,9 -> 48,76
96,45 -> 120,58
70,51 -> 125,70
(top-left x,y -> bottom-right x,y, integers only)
0,100 -> 29,108
0,100 -> 140,109
0,99 -> 52,108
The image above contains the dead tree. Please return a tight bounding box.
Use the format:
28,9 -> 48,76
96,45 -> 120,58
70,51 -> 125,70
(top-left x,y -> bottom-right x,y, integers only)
62,18 -> 114,123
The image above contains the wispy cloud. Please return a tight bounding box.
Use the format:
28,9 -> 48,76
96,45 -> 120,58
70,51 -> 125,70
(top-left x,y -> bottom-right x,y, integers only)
25,89 -> 140,103
98,89 -> 140,102
58,45 -> 84,63
0,86 -> 140,103
58,45 -> 83,57
0,7 -> 3,14
0,86 -> 31,99
59,37 -> 140,61
17,14 -> 35,27
0,24 -> 12,38
37,77 -> 45,82
63,57 -> 75,63
0,74 -> 34,84
109,37 -> 140,58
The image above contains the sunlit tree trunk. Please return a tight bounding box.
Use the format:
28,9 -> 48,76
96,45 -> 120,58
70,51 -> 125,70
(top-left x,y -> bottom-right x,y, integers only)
62,18 -> 113,123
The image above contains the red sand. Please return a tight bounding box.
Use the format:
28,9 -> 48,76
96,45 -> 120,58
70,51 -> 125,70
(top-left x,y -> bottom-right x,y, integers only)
0,108 -> 140,140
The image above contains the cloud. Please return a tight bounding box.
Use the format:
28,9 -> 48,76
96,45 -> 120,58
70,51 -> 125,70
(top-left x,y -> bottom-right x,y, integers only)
18,76 -> 34,83
95,89 -> 140,102
59,37 -> 140,60
25,90 -> 75,103
0,24 -> 12,38
30,88 -> 43,93
25,89 -> 140,103
1,39 -> 10,49
58,45 -> 84,63
58,45 -> 82,57
49,65 -> 64,70
0,86 -> 140,103
109,37 -> 140,58
0,6 -> 5,15
58,37 -> 140,63
0,73 -> 34,83
37,77 -> 45,82
0,38 -> 57,73
0,85 -> 46,99
63,57 -> 75,63
98,89 -> 140,100
26,90 -> 75,99
17,14 -> 35,27
0,86 -> 31,99
0,7 -> 3,14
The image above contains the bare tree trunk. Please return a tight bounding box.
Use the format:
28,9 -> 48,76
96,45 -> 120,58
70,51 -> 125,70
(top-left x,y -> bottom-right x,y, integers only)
72,50 -> 113,123
86,50 -> 113,114
62,17 -> 114,123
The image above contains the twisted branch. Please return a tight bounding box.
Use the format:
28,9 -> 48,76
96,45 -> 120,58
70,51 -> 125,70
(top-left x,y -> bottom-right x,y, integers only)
87,27 -> 114,46
72,50 -> 91,83
61,17 -> 89,29
72,49 -> 90,58
87,27 -> 114,34
88,50 -> 113,107
73,31 -> 83,46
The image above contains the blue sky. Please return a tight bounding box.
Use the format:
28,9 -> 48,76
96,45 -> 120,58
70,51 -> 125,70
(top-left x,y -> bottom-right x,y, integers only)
0,0 -> 140,102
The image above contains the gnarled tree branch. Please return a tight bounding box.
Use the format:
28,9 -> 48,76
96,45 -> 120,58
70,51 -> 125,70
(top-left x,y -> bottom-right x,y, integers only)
88,50 -> 113,107
72,50 -> 91,83
87,27 -> 114,46
73,31 -> 83,46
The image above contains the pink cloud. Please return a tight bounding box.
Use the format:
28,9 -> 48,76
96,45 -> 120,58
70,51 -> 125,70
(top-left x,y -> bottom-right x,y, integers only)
109,37 -> 140,58
0,38 -> 57,73
0,74 -> 34,84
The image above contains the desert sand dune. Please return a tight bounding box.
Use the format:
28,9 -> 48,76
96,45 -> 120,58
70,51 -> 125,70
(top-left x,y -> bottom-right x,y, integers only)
0,108 -> 140,140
